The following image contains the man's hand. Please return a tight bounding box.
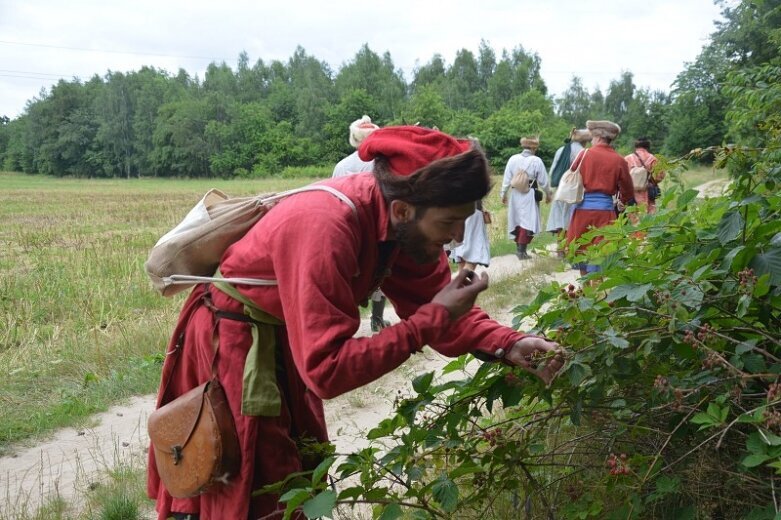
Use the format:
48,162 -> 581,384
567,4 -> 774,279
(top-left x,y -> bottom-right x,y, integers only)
544,192 -> 552,204
504,337 -> 565,386
431,269 -> 489,320
501,194 -> 507,205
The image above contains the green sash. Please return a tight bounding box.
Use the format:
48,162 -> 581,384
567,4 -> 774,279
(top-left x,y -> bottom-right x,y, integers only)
212,270 -> 284,417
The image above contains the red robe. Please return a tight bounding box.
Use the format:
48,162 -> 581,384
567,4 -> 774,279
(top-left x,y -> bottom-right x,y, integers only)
148,173 -> 525,519
566,143 -> 634,250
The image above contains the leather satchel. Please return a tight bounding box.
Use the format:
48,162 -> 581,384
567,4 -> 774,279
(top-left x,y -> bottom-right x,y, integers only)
148,378 -> 241,498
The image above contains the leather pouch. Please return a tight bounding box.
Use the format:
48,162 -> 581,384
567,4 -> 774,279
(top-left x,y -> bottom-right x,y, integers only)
148,378 -> 241,498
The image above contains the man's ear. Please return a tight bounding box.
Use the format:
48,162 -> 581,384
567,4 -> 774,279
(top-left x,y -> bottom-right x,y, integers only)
389,200 -> 414,224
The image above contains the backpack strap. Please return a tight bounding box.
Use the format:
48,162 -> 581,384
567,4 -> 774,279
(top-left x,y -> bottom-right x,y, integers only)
633,151 -> 652,184
163,185 -> 357,288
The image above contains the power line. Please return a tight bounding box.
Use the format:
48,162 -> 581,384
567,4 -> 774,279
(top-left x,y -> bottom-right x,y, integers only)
0,69 -> 70,78
0,39 -> 219,62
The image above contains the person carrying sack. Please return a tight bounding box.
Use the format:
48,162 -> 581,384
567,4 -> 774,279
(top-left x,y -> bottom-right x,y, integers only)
147,126 -> 566,520
624,137 -> 665,214
566,121 -> 635,276
545,128 -> 592,256
500,136 -> 550,260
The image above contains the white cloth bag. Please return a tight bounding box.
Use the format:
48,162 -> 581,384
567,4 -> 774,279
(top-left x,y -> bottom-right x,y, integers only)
553,150 -> 588,205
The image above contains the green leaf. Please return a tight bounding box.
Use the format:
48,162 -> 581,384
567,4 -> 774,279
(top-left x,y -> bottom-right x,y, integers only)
606,283 -> 653,303
722,245 -> 746,270
672,282 -> 704,309
707,402 -> 728,423
568,362 -> 592,386
442,356 -> 469,374
677,189 -> 699,208
280,489 -> 311,520
432,475 -> 459,512
762,430 -> 781,446
654,475 -> 680,495
449,461 -> 483,478
736,340 -> 757,355
736,294 -> 751,317
378,503 -> 403,520
754,273 -> 772,297
717,211 -> 744,244
690,412 -> 718,428
412,371 -> 435,394
737,409 -> 764,424
311,456 -> 335,485
742,453 -> 772,468
337,486 -> 364,500
743,353 -> 767,374
603,329 -> 630,349
751,247 -> 781,285
302,490 -> 336,519
747,432 -> 769,454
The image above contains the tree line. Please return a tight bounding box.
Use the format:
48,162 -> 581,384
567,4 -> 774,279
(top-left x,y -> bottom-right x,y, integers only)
0,0 -> 767,179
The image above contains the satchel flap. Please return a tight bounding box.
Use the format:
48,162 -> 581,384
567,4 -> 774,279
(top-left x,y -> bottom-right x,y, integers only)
148,382 -> 208,454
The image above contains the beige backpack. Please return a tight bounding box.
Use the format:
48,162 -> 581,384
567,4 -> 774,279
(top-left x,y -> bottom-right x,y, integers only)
145,185 -> 356,296
510,168 -> 531,193
629,152 -> 651,191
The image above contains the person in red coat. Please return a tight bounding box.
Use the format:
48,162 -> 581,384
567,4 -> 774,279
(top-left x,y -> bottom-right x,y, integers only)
148,126 -> 565,520
566,120 -> 635,275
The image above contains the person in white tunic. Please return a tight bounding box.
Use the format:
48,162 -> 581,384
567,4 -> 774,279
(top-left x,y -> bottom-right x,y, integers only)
332,115 -> 389,332
332,115 -> 378,178
500,137 -> 549,260
451,199 -> 491,271
546,128 -> 592,256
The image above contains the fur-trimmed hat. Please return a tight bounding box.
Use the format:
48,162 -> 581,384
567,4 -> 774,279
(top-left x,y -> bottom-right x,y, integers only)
358,126 -> 473,176
349,115 -> 380,148
586,120 -> 621,140
520,137 -> 539,149
571,128 -> 592,143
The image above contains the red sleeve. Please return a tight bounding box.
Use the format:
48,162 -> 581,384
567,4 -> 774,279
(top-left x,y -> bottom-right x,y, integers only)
268,207 -> 452,399
381,251 -> 525,359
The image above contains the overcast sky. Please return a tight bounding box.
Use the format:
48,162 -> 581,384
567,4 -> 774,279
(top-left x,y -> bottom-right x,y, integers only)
0,0 -> 724,119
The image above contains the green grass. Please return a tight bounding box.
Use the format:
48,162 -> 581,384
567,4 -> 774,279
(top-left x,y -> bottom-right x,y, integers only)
0,171 -> 321,453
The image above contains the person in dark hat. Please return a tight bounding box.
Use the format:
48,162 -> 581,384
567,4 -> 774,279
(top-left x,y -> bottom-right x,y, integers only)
149,126 -> 565,520
566,121 -> 635,275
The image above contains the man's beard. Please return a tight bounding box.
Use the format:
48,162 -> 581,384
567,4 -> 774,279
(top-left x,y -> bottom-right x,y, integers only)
396,220 -> 441,264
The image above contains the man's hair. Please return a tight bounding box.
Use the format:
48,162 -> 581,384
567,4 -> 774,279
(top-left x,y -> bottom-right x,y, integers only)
590,128 -> 614,142
634,137 -> 652,151
373,144 -> 492,213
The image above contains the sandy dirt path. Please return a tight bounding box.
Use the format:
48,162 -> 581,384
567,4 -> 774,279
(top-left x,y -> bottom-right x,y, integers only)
0,251 -> 576,518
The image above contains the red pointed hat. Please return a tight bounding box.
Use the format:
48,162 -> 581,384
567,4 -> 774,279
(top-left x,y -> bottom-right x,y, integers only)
358,126 -> 473,176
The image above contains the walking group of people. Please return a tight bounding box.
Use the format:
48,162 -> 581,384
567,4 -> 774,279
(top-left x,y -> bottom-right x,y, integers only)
462,120 -> 663,276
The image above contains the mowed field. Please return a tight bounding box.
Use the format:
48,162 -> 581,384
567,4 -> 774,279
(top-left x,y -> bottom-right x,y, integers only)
0,173 -> 313,453
0,164 -> 725,454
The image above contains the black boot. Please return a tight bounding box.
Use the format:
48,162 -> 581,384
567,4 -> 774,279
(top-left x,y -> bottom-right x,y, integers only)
370,296 -> 390,332
516,243 -> 531,260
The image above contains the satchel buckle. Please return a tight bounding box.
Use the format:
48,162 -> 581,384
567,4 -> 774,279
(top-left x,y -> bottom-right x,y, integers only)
172,445 -> 183,465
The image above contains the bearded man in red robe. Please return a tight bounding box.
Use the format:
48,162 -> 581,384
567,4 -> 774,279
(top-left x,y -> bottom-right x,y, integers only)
148,126 -> 565,520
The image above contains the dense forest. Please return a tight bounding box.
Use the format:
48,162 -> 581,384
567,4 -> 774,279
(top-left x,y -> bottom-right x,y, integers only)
1,0 -> 765,180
